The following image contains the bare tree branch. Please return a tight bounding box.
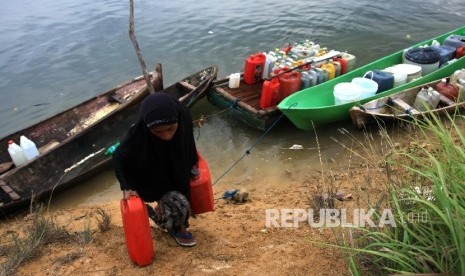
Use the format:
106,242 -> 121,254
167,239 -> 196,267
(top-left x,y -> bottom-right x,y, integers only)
129,0 -> 155,94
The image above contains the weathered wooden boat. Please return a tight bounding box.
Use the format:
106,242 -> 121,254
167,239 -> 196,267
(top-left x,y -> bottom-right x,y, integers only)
349,72 -> 465,128
0,65 -> 217,215
278,25 -> 465,131
207,45 -> 354,130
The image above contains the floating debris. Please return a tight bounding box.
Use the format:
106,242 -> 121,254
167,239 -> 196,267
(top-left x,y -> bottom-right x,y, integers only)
289,144 -> 304,150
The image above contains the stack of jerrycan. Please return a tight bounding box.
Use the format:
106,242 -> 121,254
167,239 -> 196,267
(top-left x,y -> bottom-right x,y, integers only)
7,135 -> 40,168
356,37 -> 464,103
257,40 -> 356,109
443,34 -> 465,61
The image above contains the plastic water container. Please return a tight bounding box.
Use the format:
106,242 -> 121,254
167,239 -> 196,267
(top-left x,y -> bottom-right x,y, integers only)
451,69 -> 465,101
228,73 -> 240,89
413,87 -> 441,111
403,47 -> 440,75
120,196 -> 154,266
385,64 -> 422,82
279,71 -> 301,98
320,62 -> 336,79
435,78 -> 459,101
351,77 -> 378,99
312,68 -> 325,84
8,140 -> 27,167
300,71 -> 312,89
20,135 -> 40,160
243,53 -> 266,84
390,70 -> 407,87
190,152 -> 214,214
431,45 -> 456,66
307,69 -> 318,86
333,57 -> 348,74
364,70 -> 394,93
444,34 -> 465,49
333,82 -> 362,105
440,58 -> 458,68
332,61 -> 341,77
260,78 -> 280,109
262,54 -> 277,79
341,53 -> 356,72
456,46 -> 465,59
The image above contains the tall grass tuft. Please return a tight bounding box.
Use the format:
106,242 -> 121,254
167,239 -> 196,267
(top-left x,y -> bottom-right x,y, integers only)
0,205 -> 70,276
344,114 -> 465,275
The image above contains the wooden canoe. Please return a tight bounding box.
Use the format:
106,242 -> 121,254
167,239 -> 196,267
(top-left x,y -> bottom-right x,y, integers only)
278,25 -> 465,131
207,49 -> 352,131
0,65 -> 217,215
349,73 -> 465,129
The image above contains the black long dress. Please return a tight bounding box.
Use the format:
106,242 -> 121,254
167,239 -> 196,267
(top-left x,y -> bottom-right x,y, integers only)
112,93 -> 198,202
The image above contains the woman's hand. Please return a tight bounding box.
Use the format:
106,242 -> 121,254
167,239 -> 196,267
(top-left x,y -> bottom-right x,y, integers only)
123,189 -> 139,199
190,165 -> 200,180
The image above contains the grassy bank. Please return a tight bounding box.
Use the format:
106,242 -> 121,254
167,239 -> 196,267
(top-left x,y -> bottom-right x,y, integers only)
340,114 -> 465,275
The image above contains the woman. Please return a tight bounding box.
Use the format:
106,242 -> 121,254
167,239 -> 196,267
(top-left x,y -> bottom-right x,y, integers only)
113,92 -> 199,247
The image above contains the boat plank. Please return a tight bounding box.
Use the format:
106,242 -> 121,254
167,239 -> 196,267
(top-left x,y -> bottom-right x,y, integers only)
439,94 -> 455,106
390,98 -> 420,115
0,180 -> 20,201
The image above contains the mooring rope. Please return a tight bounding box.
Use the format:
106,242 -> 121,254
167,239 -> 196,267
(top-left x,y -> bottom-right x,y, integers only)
192,107 -> 232,124
211,103 -> 297,186
212,113 -> 285,186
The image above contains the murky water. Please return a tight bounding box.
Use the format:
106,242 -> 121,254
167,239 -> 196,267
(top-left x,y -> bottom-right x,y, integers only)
1,0 -> 464,209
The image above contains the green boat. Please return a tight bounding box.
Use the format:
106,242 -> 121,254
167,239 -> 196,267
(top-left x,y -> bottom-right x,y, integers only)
278,25 -> 465,131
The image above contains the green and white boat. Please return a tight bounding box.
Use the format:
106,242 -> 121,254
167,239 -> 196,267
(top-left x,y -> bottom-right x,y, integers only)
278,25 -> 465,131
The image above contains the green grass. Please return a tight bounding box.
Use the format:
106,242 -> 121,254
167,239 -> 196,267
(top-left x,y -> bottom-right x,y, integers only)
341,113 -> 465,275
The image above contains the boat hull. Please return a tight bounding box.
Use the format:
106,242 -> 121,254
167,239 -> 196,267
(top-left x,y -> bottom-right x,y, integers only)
0,65 -> 217,215
278,25 -> 465,130
349,77 -> 465,128
207,78 -> 281,130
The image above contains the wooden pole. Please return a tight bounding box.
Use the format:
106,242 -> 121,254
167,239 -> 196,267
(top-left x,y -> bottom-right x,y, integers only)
129,0 -> 155,94
153,63 -> 164,92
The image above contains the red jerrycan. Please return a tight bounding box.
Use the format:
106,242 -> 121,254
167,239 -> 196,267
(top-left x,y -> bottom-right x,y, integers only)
279,71 -> 301,98
120,196 -> 154,266
260,78 -> 280,109
243,53 -> 266,85
190,152 -> 214,214
456,45 -> 465,59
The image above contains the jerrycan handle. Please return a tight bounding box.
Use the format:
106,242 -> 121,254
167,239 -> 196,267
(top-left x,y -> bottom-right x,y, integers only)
363,71 -> 374,80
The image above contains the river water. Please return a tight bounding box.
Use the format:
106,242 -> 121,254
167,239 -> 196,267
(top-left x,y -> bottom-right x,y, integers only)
1,0 -> 464,209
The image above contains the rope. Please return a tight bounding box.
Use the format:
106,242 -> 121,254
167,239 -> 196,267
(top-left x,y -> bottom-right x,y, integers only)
192,106 -> 232,124
194,98 -> 241,139
193,97 -> 241,124
211,103 -> 296,186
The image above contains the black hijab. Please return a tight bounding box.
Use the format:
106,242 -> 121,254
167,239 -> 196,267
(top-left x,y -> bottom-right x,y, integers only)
113,93 -> 198,202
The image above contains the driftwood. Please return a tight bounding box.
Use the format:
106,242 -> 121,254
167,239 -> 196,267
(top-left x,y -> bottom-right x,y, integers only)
129,0 -> 160,94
